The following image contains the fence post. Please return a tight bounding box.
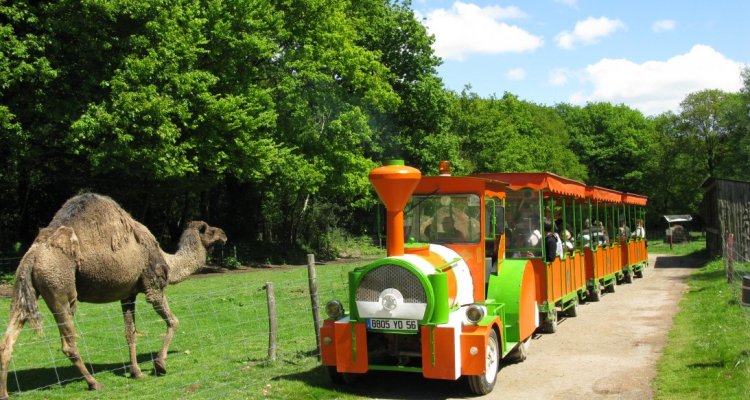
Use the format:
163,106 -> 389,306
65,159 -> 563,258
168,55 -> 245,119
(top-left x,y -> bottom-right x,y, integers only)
264,282 -> 277,361
727,233 -> 734,283
307,254 -> 322,359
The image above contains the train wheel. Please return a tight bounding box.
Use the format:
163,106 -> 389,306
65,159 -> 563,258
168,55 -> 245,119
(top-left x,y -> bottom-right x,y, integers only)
624,270 -> 633,284
564,300 -> 578,317
577,290 -> 587,304
468,329 -> 500,395
506,336 -> 531,363
327,367 -> 362,385
588,285 -> 601,302
605,282 -> 616,293
327,366 -> 344,383
540,309 -> 558,334
635,269 -> 644,278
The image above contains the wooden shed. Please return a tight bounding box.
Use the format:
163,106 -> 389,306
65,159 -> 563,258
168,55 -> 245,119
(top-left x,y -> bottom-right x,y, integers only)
702,178 -> 750,261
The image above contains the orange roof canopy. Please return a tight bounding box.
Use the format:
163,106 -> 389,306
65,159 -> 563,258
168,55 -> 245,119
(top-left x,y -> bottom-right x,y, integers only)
473,172 -> 586,198
586,185 -> 622,203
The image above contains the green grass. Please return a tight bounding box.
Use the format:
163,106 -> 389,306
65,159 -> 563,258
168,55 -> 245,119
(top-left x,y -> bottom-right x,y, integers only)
654,258 -> 750,399
648,232 -> 707,256
0,261 -> 374,400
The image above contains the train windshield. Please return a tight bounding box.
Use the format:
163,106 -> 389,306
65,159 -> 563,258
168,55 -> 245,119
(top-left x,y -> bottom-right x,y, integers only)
404,194 -> 481,244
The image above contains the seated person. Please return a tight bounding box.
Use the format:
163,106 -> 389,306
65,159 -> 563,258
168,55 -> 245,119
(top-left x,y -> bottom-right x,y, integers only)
440,216 -> 466,242
544,218 -> 559,262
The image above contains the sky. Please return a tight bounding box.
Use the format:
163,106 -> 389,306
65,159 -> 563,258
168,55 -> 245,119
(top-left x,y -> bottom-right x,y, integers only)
411,0 -> 749,115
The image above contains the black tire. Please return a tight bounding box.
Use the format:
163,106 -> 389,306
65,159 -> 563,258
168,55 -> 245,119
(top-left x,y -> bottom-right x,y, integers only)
564,300 -> 578,317
634,269 -> 644,278
605,282 -> 616,293
327,366 -> 344,384
624,270 -> 633,284
540,309 -> 558,334
327,367 -> 361,385
505,336 -> 531,363
588,285 -> 601,302
577,290 -> 587,304
467,329 -> 501,395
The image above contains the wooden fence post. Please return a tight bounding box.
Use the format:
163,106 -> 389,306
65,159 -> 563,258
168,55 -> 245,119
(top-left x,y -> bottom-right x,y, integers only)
264,282 -> 277,361
727,233 -> 734,283
307,254 -> 322,359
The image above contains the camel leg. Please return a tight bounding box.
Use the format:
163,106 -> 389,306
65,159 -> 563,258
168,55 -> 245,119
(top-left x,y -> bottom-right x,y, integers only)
0,313 -> 26,400
121,296 -> 144,379
146,292 -> 179,375
49,301 -> 103,391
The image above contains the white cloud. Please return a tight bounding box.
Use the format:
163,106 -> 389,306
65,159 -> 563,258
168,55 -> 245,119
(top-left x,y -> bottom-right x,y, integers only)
422,2 -> 543,61
574,45 -> 745,115
556,17 -> 626,49
549,69 -> 569,86
507,68 -> 527,80
652,19 -> 676,33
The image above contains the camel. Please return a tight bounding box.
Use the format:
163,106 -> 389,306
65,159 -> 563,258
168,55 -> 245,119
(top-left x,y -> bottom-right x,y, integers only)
0,193 -> 227,399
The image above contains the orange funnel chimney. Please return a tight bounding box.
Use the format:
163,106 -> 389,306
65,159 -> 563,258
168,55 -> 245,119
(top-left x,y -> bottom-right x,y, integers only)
369,160 -> 422,256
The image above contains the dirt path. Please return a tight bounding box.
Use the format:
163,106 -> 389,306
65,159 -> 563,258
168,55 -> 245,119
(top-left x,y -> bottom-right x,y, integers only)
347,253 -> 698,400
473,253 -> 698,400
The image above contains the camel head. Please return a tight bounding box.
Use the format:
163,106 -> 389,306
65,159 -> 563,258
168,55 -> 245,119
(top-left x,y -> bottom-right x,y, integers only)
187,221 -> 227,249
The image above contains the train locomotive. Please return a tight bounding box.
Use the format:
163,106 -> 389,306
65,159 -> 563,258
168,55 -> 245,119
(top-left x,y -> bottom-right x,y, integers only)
320,160 -> 648,395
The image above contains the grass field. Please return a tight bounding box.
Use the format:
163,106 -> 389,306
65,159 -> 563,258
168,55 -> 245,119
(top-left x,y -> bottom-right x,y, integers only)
647,232 -> 708,256
0,260 -> 374,400
654,254 -> 750,399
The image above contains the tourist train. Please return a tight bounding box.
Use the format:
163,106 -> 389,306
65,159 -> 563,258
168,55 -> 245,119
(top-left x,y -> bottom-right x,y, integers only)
319,160 -> 648,394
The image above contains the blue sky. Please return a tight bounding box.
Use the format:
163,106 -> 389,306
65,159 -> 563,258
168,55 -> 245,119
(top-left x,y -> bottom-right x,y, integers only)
411,0 -> 749,115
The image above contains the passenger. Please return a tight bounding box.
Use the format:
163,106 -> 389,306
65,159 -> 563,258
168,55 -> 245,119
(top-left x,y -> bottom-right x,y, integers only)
618,218 -> 631,241
526,216 -> 542,247
440,216 -> 466,242
563,228 -> 574,254
580,219 -> 592,248
593,220 -> 609,246
599,221 -> 609,246
544,218 -> 560,262
632,219 -> 646,239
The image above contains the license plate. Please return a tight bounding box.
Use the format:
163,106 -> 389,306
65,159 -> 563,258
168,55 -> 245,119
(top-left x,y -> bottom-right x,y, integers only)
366,319 -> 418,331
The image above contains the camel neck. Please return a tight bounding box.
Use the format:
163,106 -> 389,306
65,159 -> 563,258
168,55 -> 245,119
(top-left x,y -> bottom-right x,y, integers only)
164,231 -> 206,284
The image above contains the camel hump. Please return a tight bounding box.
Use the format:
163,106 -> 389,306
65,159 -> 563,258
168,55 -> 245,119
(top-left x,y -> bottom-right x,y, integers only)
46,193 -> 159,252
49,193 -> 119,226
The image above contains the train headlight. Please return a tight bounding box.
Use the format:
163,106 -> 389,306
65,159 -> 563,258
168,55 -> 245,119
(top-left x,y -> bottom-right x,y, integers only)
325,300 -> 345,320
465,304 -> 485,324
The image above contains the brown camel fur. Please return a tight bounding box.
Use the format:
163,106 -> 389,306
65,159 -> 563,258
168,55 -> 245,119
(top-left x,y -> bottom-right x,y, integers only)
0,193 -> 227,399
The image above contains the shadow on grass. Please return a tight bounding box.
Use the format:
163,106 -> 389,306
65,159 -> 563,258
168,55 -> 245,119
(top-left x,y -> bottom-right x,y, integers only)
274,365 -> 470,400
7,351 -> 174,393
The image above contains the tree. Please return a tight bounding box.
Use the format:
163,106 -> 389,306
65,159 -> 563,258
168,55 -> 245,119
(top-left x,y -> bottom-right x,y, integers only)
677,89 -> 737,179
557,102 -> 658,194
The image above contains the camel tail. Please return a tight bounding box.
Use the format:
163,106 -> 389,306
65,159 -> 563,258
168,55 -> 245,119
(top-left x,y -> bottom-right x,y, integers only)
10,253 -> 43,334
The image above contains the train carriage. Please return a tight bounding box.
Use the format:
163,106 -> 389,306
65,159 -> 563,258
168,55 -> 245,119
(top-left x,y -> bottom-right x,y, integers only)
474,172 -> 588,333
585,185 -> 625,299
620,193 -> 649,279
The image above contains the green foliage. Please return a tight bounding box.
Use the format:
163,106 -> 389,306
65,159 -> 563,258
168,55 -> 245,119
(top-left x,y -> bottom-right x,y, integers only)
450,90 -> 586,179
655,258 -> 750,399
222,256 -> 242,270
0,272 -> 14,286
557,102 -> 658,193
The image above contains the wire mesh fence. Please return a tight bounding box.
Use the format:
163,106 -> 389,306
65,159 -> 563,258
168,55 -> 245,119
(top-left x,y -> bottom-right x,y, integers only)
0,257 -> 366,400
